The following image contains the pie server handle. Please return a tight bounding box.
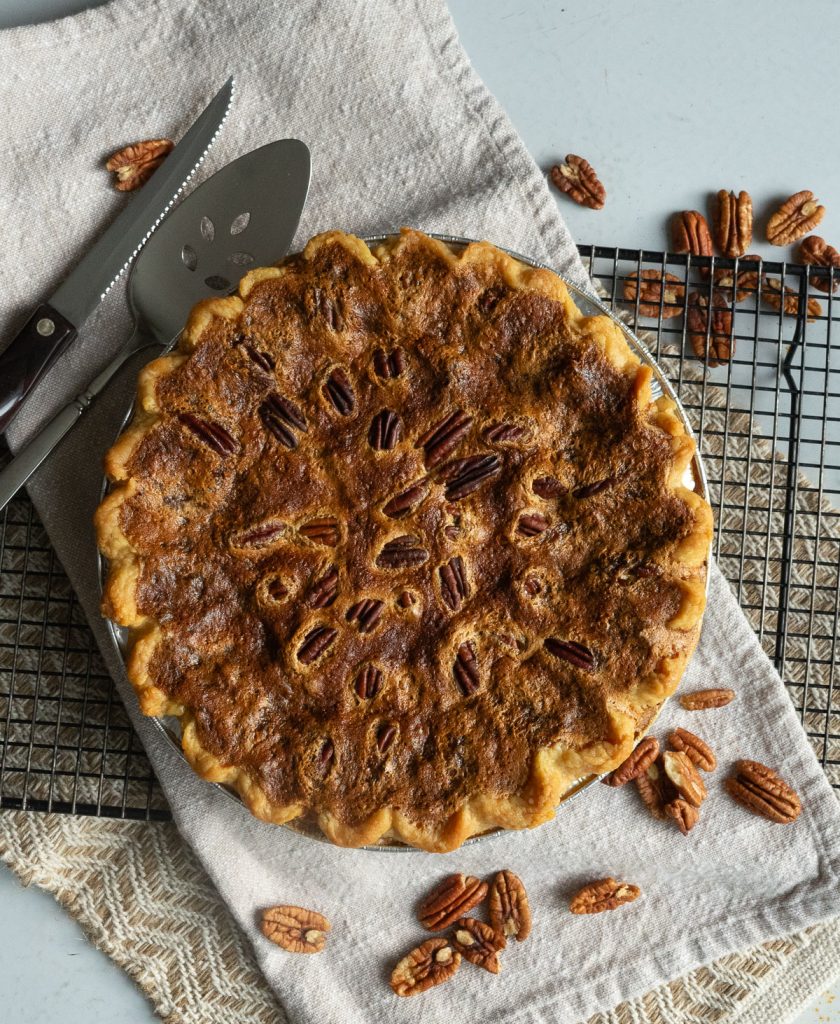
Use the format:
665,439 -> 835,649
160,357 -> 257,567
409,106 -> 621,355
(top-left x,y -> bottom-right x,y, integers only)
0,326 -> 159,513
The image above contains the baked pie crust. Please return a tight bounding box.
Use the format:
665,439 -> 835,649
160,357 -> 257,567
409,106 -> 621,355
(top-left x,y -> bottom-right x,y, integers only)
96,229 -> 712,851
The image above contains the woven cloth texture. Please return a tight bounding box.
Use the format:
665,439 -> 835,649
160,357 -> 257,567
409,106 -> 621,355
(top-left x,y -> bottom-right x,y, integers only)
1,1 -> 839,1023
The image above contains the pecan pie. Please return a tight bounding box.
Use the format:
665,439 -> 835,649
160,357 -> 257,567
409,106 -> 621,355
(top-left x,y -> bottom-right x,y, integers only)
96,229 -> 712,851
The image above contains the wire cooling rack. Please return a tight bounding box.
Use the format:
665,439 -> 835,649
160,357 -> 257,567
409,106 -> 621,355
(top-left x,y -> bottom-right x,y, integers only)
0,246 -> 838,821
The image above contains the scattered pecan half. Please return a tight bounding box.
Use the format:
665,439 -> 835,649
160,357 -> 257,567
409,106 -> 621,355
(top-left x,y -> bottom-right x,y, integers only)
686,291 -> 733,367
799,235 -> 840,293
105,138 -> 173,191
488,869 -> 531,941
573,476 -> 614,499
308,565 -> 339,608
261,905 -> 330,953
229,519 -> 286,551
382,482 -> 428,519
368,409 -> 402,450
323,368 -> 356,415
544,637 -> 596,671
390,938 -> 461,997
354,664 -> 382,700
662,750 -> 707,807
418,873 -> 488,931
483,421 -> 528,444
260,393 -> 308,449
714,190 -> 753,258
668,727 -> 716,771
679,688 -> 735,710
373,346 -> 405,379
441,454 -> 502,501
376,721 -> 397,753
761,276 -> 822,322
345,598 -> 385,633
439,556 -> 469,610
622,270 -> 685,319
453,641 -> 480,695
673,211 -> 714,266
297,625 -> 337,665
417,410 -> 473,468
451,917 -> 505,974
634,760 -> 674,820
177,413 -> 237,456
602,735 -> 660,787
569,878 -> 641,915
664,798 -> 700,835
725,760 -> 802,824
376,534 -> 429,569
517,512 -> 550,537
299,516 -> 340,547
550,154 -> 606,209
532,475 -> 564,498
766,190 -> 825,245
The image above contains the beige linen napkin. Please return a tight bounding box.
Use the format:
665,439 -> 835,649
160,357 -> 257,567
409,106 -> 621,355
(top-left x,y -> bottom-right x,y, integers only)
1,2 -> 838,1022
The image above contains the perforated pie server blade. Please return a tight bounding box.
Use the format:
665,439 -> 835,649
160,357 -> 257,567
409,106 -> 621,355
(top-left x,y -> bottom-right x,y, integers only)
99,233 -> 711,852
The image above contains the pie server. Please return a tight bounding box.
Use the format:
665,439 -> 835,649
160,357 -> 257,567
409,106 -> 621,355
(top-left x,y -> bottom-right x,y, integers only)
0,139 -> 311,512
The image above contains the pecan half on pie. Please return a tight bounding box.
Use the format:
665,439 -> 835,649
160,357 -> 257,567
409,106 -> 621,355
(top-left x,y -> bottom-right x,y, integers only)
96,229 -> 712,851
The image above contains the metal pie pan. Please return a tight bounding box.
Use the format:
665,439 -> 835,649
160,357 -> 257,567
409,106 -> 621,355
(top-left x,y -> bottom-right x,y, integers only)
98,232 -> 711,852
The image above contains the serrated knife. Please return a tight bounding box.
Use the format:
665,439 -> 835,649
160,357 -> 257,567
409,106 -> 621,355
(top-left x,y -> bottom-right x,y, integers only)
0,76 -> 235,435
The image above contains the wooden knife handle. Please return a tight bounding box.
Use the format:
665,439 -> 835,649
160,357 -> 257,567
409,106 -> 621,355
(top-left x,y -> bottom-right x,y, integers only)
0,304 -> 77,434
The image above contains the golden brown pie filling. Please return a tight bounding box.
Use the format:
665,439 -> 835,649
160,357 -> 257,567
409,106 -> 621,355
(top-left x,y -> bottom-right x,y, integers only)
96,229 -> 712,851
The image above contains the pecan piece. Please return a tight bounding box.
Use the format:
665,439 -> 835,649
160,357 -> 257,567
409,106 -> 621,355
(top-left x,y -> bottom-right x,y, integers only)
573,476 -> 614,499
299,516 -> 340,547
419,874 -> 488,931
417,410 -> 473,468
602,735 -> 660,787
673,210 -> 714,265
314,288 -> 344,331
345,598 -> 384,633
308,565 -> 338,608
373,346 -> 405,379
376,721 -> 397,753
390,938 -> 461,997
635,760 -> 674,820
714,190 -> 753,258
517,512 -> 549,537
230,519 -> 287,551
532,475 -> 564,498
261,905 -> 330,954
483,421 -> 528,444
354,664 -> 382,700
297,625 -> 338,665
105,138 -> 173,191
766,190 -> 825,245
442,454 -> 502,501
569,878 -> 641,915
322,368 -> 355,415
382,482 -> 428,519
725,760 -> 802,824
177,412 -> 237,456
665,798 -> 700,835
453,641 -> 480,695
368,409 -> 401,450
662,750 -> 707,807
260,393 -> 308,448
622,270 -> 685,319
451,918 -> 505,974
488,869 -> 531,941
397,590 -> 418,609
319,739 -> 335,771
679,687 -> 735,710
686,291 -> 733,367
376,534 -> 429,569
242,345 -> 275,372
439,556 -> 469,610
544,637 -> 596,671
550,154 -> 606,209
668,727 -> 716,771
713,255 -> 761,301
799,235 -> 840,293
762,277 -> 822,322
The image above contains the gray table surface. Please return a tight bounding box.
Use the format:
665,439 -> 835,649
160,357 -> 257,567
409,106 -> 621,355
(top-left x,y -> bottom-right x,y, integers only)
0,1 -> 838,1021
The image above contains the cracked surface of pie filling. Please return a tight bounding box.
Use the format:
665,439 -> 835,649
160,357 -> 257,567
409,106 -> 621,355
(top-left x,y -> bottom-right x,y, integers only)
96,229 -> 713,852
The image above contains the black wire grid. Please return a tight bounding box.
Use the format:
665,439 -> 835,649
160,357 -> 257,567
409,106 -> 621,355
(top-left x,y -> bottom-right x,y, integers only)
0,246 -> 838,821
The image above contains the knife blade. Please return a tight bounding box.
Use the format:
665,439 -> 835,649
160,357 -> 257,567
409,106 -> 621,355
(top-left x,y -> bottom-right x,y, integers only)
0,76 -> 235,435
